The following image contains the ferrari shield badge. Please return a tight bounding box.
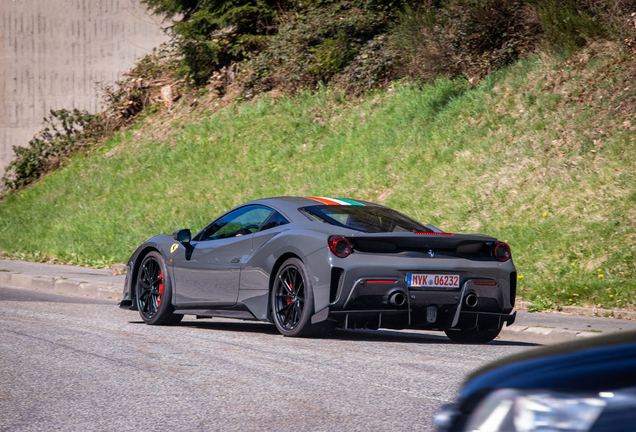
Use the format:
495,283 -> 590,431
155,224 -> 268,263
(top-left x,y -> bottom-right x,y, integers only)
170,243 -> 179,254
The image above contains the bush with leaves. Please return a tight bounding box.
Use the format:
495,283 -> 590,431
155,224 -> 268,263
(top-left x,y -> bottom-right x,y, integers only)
142,0 -> 283,85
142,0 -> 406,92
534,0 -> 636,53
388,3 -> 458,81
389,0 -> 542,81
336,35 -> 397,93
2,109 -> 102,191
245,1 -> 392,93
143,0 -> 636,93
535,0 -> 606,53
2,46 -> 184,193
588,0 -> 636,43
100,45 -> 183,122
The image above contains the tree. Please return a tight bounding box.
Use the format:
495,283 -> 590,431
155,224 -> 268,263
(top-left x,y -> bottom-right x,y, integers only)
143,0 -> 287,84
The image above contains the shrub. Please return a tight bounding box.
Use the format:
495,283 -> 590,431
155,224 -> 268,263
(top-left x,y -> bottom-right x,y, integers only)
336,35 -> 397,93
575,0 -> 636,45
532,0 -> 636,53
535,0 -> 606,53
100,45 -> 182,122
2,109 -> 102,191
246,2 -> 390,92
142,0 -> 636,91
310,30 -> 355,80
2,46 -> 183,193
389,0 -> 541,81
142,0 -> 281,85
389,3 -> 457,80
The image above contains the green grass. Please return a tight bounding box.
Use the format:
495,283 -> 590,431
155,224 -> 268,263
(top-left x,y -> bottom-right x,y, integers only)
1,45 -> 635,310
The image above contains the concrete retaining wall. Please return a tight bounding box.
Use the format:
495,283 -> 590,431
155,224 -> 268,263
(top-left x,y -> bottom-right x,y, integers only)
0,0 -> 169,171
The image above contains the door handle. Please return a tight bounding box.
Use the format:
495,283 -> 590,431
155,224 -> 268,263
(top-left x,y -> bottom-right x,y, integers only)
231,258 -> 240,263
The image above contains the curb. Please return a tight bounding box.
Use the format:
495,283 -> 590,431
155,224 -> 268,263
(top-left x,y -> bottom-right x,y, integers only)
517,300 -> 636,321
0,271 -> 122,300
499,324 -> 600,345
557,305 -> 636,320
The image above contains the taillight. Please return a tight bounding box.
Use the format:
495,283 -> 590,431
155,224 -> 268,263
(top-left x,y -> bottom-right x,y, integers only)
492,241 -> 511,262
328,236 -> 352,258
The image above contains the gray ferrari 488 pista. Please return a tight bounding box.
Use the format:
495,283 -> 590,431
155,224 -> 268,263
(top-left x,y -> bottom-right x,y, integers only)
119,196 -> 517,342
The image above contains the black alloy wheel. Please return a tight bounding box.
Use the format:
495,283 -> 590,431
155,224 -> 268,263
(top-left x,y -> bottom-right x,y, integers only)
137,254 -> 162,320
276,265 -> 305,331
275,264 -> 306,331
271,257 -> 331,337
135,251 -> 183,325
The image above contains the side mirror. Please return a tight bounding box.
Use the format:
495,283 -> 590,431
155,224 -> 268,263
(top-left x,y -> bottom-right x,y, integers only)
173,229 -> 191,243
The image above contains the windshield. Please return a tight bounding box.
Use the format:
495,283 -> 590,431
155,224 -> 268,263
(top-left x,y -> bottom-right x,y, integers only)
300,205 -> 431,233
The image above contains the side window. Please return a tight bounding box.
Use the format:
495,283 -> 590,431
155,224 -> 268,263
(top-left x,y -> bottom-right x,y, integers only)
259,212 -> 289,232
199,205 -> 273,241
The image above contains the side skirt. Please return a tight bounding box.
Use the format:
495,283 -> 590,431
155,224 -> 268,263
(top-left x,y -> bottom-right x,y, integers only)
173,308 -> 258,320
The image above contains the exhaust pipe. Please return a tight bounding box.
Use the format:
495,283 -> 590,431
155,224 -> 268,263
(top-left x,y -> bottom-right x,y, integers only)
464,292 -> 478,308
388,291 -> 407,307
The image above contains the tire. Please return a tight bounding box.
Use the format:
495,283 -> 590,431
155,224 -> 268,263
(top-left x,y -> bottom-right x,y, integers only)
270,257 -> 332,337
135,251 -> 183,326
444,327 -> 501,344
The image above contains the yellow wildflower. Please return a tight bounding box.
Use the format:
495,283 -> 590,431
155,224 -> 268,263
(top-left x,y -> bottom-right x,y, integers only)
571,263 -> 575,266
598,274 -> 604,278
610,294 -> 614,297
542,212 -> 547,217
518,275 -> 524,278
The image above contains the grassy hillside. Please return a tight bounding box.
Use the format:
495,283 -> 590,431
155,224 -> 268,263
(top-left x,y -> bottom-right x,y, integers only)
1,44 -> 635,310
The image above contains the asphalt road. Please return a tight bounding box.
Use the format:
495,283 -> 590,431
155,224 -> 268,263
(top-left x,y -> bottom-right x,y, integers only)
0,286 -> 536,431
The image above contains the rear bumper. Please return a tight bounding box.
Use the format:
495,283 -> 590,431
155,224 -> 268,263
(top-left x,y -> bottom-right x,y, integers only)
325,307 -> 516,331
325,275 -> 517,331
327,253 -> 516,314
453,309 -> 517,330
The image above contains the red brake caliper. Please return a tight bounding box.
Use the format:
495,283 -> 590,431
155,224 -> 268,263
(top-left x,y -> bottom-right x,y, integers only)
158,271 -> 163,306
286,283 -> 292,305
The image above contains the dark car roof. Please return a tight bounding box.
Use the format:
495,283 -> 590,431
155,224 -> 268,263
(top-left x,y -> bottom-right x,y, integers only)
460,330 -> 636,399
242,196 -> 384,223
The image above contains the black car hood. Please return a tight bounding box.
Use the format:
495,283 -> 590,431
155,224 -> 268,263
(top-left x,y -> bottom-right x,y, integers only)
460,330 -> 636,400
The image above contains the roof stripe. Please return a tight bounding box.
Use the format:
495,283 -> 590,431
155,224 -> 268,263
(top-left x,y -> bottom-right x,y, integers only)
305,196 -> 342,205
304,196 -> 365,206
335,198 -> 364,206
316,196 -> 351,206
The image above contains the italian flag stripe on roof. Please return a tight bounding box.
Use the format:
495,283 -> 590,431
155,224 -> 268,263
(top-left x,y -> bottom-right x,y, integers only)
305,197 -> 365,206
335,198 -> 365,206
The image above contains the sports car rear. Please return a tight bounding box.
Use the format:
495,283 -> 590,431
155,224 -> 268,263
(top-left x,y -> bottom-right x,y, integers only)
318,232 -> 516,334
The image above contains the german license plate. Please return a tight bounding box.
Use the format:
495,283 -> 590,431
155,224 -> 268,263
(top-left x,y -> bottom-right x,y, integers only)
407,274 -> 460,288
